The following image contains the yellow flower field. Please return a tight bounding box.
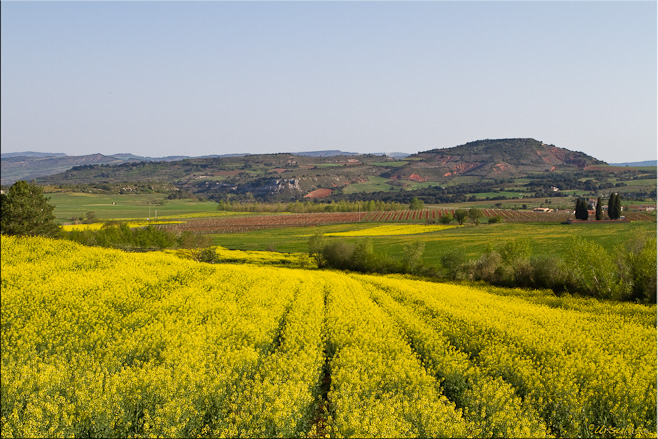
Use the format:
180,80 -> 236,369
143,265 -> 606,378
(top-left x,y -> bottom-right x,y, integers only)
324,224 -> 458,237
60,220 -> 184,231
1,236 -> 655,438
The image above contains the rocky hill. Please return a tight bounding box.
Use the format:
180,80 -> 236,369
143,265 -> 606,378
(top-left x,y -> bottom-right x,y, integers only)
3,138 -> 627,201
386,139 -> 605,182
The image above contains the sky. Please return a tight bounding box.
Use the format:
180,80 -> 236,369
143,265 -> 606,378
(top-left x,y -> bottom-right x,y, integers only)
1,1 -> 656,163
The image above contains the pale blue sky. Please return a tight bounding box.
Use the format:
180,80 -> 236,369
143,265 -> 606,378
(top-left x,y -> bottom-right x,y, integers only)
1,1 -> 656,162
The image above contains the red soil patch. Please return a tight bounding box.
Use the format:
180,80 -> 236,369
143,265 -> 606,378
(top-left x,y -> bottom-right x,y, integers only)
409,173 -> 426,182
304,188 -> 333,199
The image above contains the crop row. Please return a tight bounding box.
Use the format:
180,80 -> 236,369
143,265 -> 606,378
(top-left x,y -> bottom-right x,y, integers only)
159,209 -> 653,233
358,275 -> 656,438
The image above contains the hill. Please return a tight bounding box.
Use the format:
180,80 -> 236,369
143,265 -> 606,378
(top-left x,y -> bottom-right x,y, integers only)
1,153 -> 131,185
0,150 -> 371,184
609,160 -> 657,167
386,138 -> 605,181
11,138 -> 655,203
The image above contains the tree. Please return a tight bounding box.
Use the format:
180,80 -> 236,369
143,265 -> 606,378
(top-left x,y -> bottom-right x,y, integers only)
614,194 -> 621,219
608,193 -> 622,220
403,240 -> 426,274
308,232 -> 327,267
595,196 -> 603,220
468,208 -> 482,225
439,212 -> 453,225
0,181 -> 59,237
409,197 -> 424,210
574,198 -> 589,221
453,209 -> 468,225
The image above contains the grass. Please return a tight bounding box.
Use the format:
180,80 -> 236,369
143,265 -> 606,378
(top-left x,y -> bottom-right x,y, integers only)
342,177 -> 394,194
47,192 -> 220,224
471,191 -> 528,199
371,161 -> 409,167
209,221 -> 657,267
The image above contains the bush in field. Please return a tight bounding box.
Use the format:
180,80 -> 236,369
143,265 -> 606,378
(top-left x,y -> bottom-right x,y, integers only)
565,237 -> 624,300
439,212 -> 454,224
322,240 -> 356,270
403,240 -> 426,275
468,208 -> 482,225
487,215 -> 503,224
469,251 -> 502,282
453,209 -> 468,225
308,232 -> 327,267
176,231 -> 218,262
409,197 -> 424,210
617,234 -> 657,302
466,239 -> 533,287
351,238 -> 376,272
198,247 -> 219,263
531,255 -> 569,294
440,250 -> 470,280
64,223 -> 178,251
134,225 -> 177,249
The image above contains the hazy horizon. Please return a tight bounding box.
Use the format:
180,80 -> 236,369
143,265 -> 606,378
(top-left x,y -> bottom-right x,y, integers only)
2,1 -> 656,163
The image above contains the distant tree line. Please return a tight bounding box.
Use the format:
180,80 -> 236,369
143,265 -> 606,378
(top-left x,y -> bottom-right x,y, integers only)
216,199 -> 406,213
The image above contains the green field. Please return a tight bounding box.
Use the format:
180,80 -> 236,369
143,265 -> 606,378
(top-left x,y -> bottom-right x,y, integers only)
48,192 -> 220,224
342,177 -> 394,194
210,221 -> 657,266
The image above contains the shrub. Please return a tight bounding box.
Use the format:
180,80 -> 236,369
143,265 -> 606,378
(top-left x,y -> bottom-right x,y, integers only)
308,232 -> 327,267
440,250 -> 469,280
403,240 -> 426,275
453,209 -> 468,225
198,247 -> 219,263
617,235 -> 657,302
468,208 -> 482,225
439,212 -> 454,225
351,238 -> 376,272
531,255 -> 569,294
470,251 -> 502,283
322,241 -> 356,270
565,237 -> 625,299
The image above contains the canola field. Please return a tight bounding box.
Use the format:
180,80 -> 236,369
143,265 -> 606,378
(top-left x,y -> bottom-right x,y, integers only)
323,224 -> 458,237
60,221 -> 185,232
1,236 -> 656,438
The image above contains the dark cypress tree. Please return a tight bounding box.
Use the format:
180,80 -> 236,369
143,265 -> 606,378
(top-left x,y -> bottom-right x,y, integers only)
614,194 -> 621,219
595,196 -> 603,220
574,198 -> 589,221
608,193 -> 617,220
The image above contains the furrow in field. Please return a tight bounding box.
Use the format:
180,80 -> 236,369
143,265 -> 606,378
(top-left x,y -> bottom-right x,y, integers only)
356,277 -> 550,438
360,275 -> 656,438
322,272 -> 469,438
214,272 -> 326,438
1,237 -> 298,438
